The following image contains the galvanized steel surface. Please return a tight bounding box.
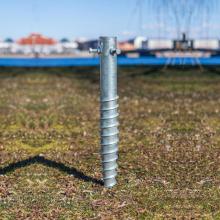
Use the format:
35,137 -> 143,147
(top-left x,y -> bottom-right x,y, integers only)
99,37 -> 119,188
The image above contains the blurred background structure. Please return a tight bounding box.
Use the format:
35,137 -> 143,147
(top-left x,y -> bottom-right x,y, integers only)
0,0 -> 220,62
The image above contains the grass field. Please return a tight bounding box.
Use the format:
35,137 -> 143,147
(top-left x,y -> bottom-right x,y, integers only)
1,67 -> 220,219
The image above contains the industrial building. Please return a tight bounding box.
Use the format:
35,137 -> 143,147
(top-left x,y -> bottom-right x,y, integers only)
0,34 -> 220,58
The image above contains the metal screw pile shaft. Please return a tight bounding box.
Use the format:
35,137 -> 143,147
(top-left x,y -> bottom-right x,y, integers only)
99,37 -> 119,188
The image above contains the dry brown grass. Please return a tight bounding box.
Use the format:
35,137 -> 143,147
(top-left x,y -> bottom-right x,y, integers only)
0,67 -> 220,219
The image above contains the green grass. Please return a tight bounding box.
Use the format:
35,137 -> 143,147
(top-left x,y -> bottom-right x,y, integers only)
1,67 -> 220,219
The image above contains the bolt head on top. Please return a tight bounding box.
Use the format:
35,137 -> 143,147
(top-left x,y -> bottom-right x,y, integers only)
89,47 -> 102,54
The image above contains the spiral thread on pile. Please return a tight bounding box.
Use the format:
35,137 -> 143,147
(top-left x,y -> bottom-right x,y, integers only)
100,96 -> 119,188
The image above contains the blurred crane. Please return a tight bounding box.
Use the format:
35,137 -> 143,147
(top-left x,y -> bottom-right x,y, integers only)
127,0 -> 218,39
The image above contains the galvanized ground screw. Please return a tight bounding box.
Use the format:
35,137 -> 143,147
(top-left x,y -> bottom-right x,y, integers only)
90,36 -> 120,188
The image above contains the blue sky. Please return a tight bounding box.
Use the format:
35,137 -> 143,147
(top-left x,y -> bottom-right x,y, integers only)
0,0 -> 220,40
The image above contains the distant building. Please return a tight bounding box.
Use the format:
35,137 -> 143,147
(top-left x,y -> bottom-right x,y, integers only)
0,33 -> 219,57
0,39 -> 13,54
173,33 -> 193,50
193,39 -> 219,50
12,33 -> 78,55
128,36 -> 148,49
60,38 -> 70,43
59,39 -> 78,54
16,33 -> 56,55
4,38 -> 14,43
147,39 -> 173,50
118,42 -> 135,51
77,39 -> 98,51
18,33 -> 56,45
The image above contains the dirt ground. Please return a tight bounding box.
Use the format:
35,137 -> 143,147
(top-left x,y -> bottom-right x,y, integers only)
1,67 -> 220,219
